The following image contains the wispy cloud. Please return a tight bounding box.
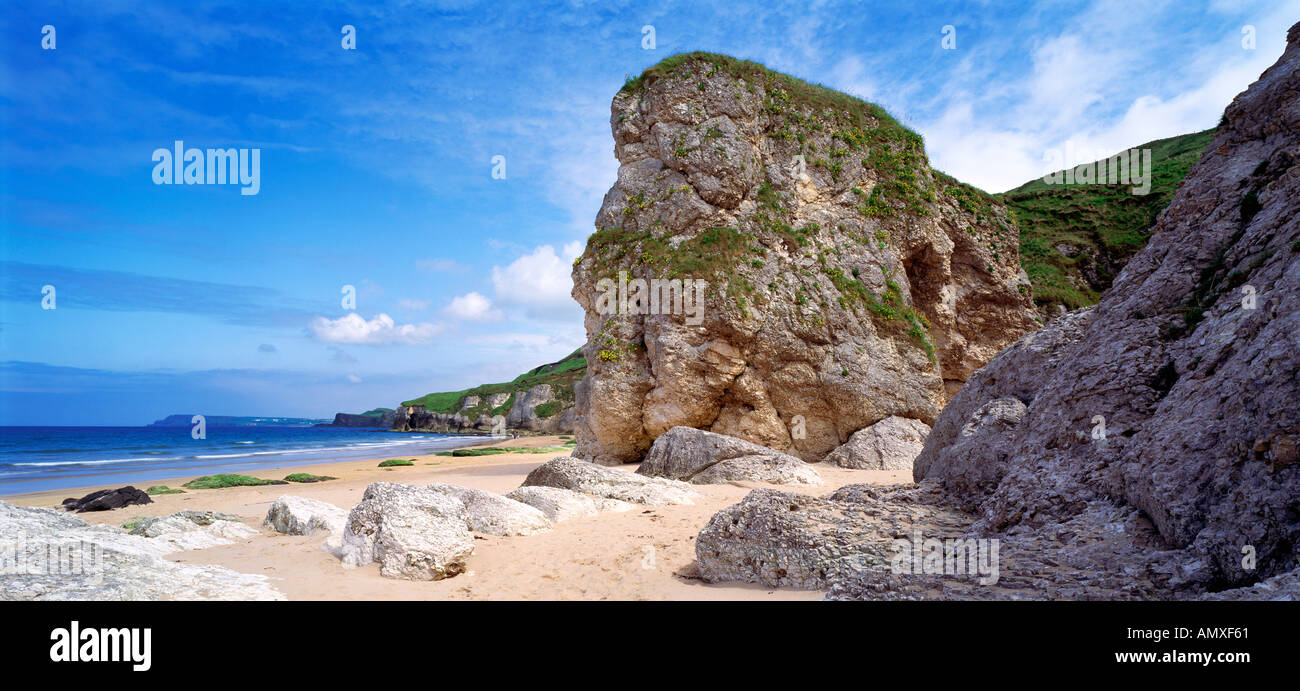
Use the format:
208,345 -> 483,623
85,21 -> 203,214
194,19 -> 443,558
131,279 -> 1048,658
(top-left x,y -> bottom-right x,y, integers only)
308,313 -> 447,345
0,261 -> 324,326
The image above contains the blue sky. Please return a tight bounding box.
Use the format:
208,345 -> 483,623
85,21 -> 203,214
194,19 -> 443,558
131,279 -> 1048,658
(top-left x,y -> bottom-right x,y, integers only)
1,0 -> 1295,425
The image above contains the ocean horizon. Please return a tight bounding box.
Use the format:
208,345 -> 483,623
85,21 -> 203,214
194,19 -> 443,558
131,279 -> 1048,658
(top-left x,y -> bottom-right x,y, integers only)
0,425 -> 494,495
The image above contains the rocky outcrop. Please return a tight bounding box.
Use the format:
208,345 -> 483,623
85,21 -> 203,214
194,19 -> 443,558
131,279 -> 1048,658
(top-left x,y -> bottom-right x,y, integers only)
326,409 -> 397,428
426,483 -> 552,536
695,484 -> 972,589
394,352 -> 585,434
61,486 -> 152,512
823,415 -> 930,469
521,457 -> 702,505
264,496 -> 348,537
393,405 -> 494,434
636,426 -> 821,485
506,384 -> 578,433
571,54 -> 1038,466
336,482 -> 475,581
332,481 -> 562,580
0,501 -> 282,600
394,384 -> 578,435
912,24 -> 1300,596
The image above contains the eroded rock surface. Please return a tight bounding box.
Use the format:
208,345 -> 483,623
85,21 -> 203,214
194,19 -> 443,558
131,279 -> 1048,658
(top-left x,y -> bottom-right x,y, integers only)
910,23 -> 1300,597
637,426 -> 821,485
823,415 -> 930,470
695,484 -> 972,589
522,457 -> 702,505
427,483 -> 552,536
336,483 -> 474,581
0,501 -> 282,601
571,54 -> 1038,465
264,495 -> 348,537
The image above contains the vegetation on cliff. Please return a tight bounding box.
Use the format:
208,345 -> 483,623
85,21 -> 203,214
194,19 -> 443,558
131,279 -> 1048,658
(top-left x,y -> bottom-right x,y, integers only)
999,129 -> 1216,312
401,349 -> 586,417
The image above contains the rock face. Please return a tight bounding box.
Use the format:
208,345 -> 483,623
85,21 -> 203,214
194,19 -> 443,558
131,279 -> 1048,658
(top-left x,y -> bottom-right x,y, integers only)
636,426 -> 821,485
393,406 -> 493,434
393,385 -> 578,435
264,496 -> 348,537
570,53 -> 1038,465
823,415 -> 930,469
914,24 -> 1300,596
695,484 -> 972,589
327,409 -> 397,427
61,486 -> 152,512
426,483 -> 552,536
0,501 -> 282,601
336,482 -> 475,581
521,457 -> 702,505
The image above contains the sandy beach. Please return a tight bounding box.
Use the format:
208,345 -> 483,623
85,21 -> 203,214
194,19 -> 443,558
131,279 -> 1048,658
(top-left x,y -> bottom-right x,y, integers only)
3,434 -> 909,600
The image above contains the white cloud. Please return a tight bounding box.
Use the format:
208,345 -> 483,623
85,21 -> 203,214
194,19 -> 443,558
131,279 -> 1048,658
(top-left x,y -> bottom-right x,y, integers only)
308,313 -> 445,345
398,298 -> 430,311
562,241 -> 583,262
490,244 -> 582,321
443,292 -> 503,322
347,374 -> 362,383
921,11 -> 1294,192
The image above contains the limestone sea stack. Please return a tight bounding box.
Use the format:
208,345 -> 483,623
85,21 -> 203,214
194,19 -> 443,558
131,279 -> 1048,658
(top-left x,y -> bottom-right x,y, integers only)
570,53 -> 1038,466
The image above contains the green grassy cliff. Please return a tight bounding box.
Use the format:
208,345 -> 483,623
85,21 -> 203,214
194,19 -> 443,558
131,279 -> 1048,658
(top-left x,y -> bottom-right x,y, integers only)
999,129 -> 1216,312
401,349 -> 586,418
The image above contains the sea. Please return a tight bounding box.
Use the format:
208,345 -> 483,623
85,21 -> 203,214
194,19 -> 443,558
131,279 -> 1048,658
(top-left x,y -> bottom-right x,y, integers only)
0,425 -> 489,496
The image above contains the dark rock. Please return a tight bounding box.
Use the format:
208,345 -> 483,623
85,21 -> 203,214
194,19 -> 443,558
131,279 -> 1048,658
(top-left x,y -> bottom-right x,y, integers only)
62,486 -> 153,512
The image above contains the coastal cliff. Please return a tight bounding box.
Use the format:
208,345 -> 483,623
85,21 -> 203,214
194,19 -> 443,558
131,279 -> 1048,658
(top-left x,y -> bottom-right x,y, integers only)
324,408 -> 397,428
570,53 -> 1039,465
394,351 -> 583,434
911,24 -> 1300,594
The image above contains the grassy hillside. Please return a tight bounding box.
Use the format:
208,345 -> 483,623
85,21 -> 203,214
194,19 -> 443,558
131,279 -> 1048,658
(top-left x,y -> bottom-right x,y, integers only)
999,129 -> 1216,311
356,407 -> 393,420
401,349 -> 586,419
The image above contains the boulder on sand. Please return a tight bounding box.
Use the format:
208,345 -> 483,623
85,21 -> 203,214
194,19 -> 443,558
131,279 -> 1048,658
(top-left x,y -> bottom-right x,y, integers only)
694,484 -> 971,589
636,426 -> 822,485
336,482 -> 474,581
61,486 -> 152,512
822,416 -> 930,470
426,483 -> 552,536
521,457 -> 702,505
263,495 -> 348,537
504,486 -> 601,522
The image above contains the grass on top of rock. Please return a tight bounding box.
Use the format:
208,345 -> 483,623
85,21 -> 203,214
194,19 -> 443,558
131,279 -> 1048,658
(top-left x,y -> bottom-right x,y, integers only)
284,473 -> 337,483
145,485 -> 184,495
999,128 -> 1216,312
621,52 -> 917,141
181,474 -> 288,490
401,349 -> 585,416
377,459 -> 415,467
621,52 -> 934,219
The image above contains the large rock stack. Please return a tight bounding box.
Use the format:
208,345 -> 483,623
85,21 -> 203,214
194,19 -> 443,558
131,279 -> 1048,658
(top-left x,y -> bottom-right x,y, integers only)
570,53 -> 1038,465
